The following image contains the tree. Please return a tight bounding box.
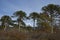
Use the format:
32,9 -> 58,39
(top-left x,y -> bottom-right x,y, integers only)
13,10 -> 26,31
37,12 -> 51,31
42,4 -> 60,33
0,15 -> 12,31
29,12 -> 39,29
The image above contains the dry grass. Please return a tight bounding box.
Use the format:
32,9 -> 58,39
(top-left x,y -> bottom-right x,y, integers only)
0,28 -> 60,40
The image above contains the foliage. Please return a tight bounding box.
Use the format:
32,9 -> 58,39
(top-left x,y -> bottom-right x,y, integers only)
0,4 -> 60,33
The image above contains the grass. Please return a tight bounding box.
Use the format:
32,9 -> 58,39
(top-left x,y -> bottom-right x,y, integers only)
0,27 -> 60,40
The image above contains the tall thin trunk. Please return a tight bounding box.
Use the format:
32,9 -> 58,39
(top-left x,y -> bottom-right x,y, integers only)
4,18 -> 7,31
19,22 -> 20,32
4,23 -> 7,31
33,19 -> 35,30
51,25 -> 53,33
51,15 -> 53,33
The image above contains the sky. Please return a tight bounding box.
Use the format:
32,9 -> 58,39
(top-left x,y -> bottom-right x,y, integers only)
0,0 -> 60,26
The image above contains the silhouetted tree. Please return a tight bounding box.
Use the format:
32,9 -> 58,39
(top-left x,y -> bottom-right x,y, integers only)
13,10 -> 26,31
29,12 -> 39,29
0,15 -> 12,31
42,4 -> 60,33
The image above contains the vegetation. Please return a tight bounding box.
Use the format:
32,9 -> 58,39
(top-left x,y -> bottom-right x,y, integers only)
0,4 -> 60,40
13,10 -> 26,31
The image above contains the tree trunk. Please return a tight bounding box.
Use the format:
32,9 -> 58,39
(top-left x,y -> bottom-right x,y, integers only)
4,23 -> 7,31
51,25 -> 53,33
19,22 -> 20,32
33,19 -> 35,30
51,15 -> 53,33
18,21 -> 22,32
